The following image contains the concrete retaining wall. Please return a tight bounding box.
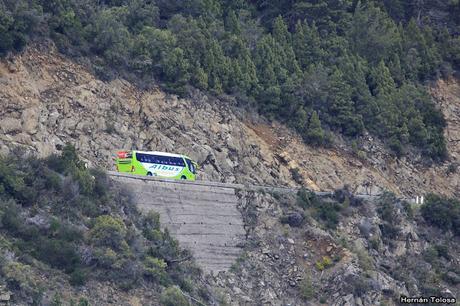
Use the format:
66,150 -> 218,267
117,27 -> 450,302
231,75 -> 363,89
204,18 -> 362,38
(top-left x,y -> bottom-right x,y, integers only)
108,172 -> 246,274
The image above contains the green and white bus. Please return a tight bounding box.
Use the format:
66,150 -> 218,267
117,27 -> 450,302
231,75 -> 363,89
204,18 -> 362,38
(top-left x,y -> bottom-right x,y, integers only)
115,150 -> 198,181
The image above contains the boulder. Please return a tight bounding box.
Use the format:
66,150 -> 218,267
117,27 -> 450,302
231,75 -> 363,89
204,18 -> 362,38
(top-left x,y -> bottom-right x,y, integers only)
1,118 -> 22,134
280,212 -> 304,227
21,107 -> 39,134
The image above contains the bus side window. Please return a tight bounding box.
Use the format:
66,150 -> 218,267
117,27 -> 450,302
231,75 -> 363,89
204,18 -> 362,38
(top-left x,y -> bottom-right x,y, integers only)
176,157 -> 185,167
158,156 -> 167,165
136,153 -> 144,162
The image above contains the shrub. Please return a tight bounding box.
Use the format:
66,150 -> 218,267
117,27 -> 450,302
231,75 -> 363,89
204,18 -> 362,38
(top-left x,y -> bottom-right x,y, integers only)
78,298 -> 90,306
91,168 -> 110,197
446,163 -> 458,174
421,194 -> 460,236
434,244 -> 450,259
69,268 -> 88,286
379,223 -> 400,240
356,248 -> 373,271
349,275 -> 371,297
142,211 -> 161,239
402,200 -> 414,219
44,169 -> 62,191
315,256 -> 333,271
0,200 -> 22,234
316,202 -> 341,229
296,187 -> 315,209
423,246 -> 439,264
299,275 -> 315,300
89,215 -> 127,250
35,238 -> 80,273
50,292 -> 63,306
377,192 -> 399,223
73,169 -> 95,195
143,256 -> 168,284
93,247 -> 118,269
369,238 -> 380,250
290,168 -> 303,184
160,286 -> 190,306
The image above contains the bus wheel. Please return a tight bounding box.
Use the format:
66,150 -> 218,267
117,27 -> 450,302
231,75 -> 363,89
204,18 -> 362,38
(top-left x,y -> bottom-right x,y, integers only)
181,176 -> 187,180
147,172 -> 153,176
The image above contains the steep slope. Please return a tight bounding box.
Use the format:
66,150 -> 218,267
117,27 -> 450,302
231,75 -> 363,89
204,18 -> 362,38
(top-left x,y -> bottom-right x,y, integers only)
0,44 -> 459,198
210,190 -> 460,306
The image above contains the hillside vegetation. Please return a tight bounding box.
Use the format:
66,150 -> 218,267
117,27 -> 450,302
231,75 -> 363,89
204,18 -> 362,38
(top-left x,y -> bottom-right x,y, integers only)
1,0 -> 460,159
0,145 -> 209,305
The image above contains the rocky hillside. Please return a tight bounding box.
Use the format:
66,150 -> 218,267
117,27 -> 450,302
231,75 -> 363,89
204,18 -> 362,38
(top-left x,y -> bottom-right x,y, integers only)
210,189 -> 460,306
0,44 -> 459,198
1,44 -> 460,306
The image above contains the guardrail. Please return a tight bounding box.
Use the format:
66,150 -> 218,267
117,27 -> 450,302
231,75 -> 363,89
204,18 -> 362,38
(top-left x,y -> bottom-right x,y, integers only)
107,171 -> 425,203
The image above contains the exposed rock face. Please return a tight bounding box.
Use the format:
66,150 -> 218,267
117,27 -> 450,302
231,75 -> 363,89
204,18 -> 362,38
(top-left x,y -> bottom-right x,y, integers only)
1,44 -> 459,198
210,191 -> 460,306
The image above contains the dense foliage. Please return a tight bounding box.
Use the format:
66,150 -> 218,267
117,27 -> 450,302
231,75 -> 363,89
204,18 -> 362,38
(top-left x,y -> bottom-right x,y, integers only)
0,145 -> 205,304
2,0 -> 460,159
421,193 -> 460,236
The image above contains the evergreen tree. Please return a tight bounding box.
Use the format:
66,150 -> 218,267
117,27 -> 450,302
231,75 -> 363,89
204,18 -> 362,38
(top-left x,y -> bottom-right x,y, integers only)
305,110 -> 325,145
272,15 -> 290,46
348,2 -> 401,63
326,69 -> 363,136
293,20 -> 324,68
225,10 -> 241,35
369,60 -> 396,97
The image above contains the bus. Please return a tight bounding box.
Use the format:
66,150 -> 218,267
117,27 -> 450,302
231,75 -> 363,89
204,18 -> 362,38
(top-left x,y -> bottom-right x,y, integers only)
115,150 -> 198,181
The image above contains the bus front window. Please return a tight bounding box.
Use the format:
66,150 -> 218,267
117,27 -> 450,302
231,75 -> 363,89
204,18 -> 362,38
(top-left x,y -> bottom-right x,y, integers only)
186,159 -> 196,174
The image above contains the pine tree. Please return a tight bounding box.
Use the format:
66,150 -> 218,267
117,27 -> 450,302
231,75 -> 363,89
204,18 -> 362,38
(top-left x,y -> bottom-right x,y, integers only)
326,69 -> 363,136
293,20 -> 324,68
369,60 -> 396,97
272,15 -> 290,46
192,65 -> 208,90
225,10 -> 241,35
305,110 -> 325,145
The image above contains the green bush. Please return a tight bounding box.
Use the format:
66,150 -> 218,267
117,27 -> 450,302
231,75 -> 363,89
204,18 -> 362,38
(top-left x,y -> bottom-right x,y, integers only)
299,275 -> 315,300
296,188 -> 316,209
93,247 -> 118,269
377,192 -> 399,223
296,189 -> 341,228
316,202 -> 341,229
143,256 -> 168,284
34,238 -> 80,273
69,268 -> 88,286
356,248 -> 373,271
142,211 -> 161,240
89,215 -> 127,250
315,256 -> 333,271
160,286 -> 190,306
421,194 -> 460,236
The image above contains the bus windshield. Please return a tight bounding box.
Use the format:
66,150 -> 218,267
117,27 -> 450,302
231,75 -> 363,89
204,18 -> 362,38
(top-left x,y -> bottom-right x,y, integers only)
185,159 -> 196,174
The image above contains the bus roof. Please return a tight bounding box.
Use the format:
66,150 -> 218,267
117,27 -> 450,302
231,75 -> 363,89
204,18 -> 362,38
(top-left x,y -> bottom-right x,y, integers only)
133,150 -> 190,159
